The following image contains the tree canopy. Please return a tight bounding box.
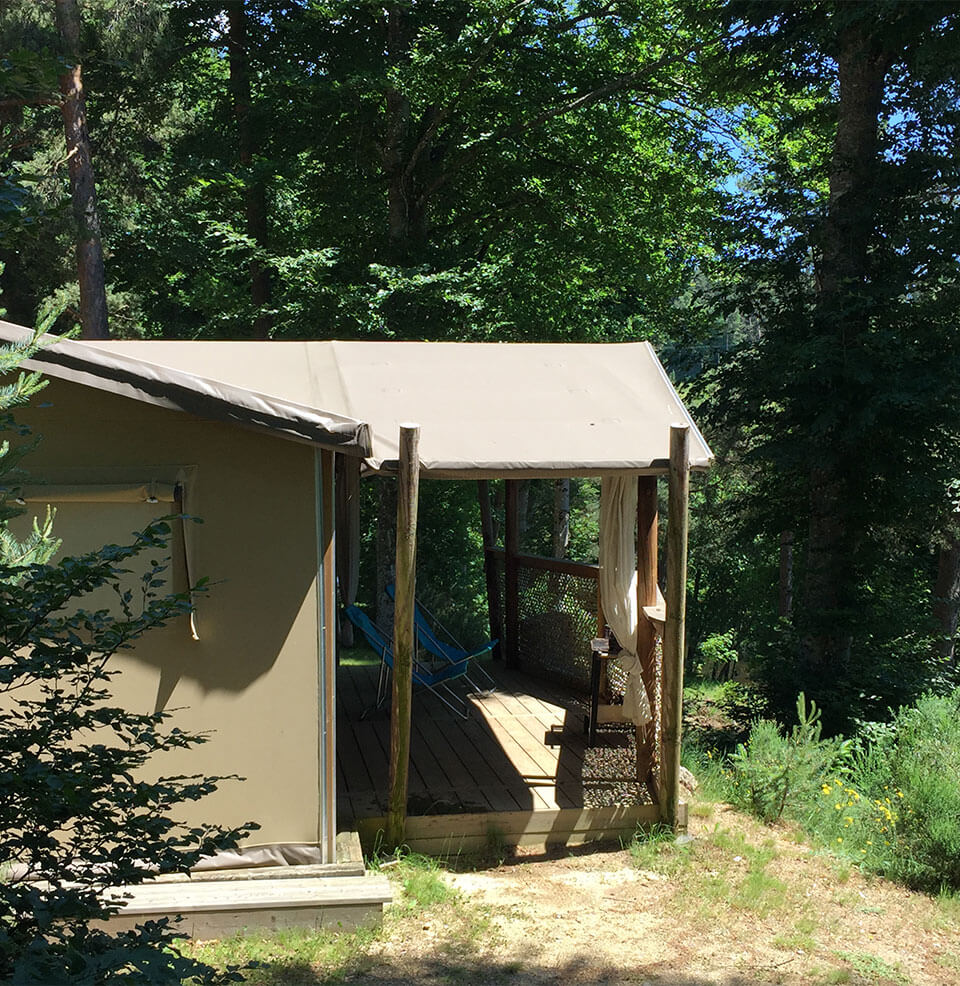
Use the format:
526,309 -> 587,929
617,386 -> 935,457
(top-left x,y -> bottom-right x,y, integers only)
1,0 -> 959,726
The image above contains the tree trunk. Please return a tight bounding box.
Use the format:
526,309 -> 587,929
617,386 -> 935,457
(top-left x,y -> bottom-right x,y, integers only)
375,476 -> 397,628
516,479 -> 530,543
801,23 -> 891,670
381,3 -> 437,269
55,0 -> 108,340
227,0 -> 271,338
933,525 -> 960,666
552,478 -> 570,559
779,530 -> 794,619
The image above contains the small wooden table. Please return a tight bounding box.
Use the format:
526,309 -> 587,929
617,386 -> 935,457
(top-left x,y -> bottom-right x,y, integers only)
585,637 -> 630,745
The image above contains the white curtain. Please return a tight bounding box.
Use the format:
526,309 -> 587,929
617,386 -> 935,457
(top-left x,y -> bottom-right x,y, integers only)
599,476 -> 652,729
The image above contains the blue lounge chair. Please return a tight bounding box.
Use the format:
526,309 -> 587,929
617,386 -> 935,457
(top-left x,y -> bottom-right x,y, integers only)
344,605 -> 472,719
386,583 -> 497,694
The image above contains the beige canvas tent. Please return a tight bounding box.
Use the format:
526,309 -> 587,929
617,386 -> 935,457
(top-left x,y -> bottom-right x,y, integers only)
0,320 -> 711,863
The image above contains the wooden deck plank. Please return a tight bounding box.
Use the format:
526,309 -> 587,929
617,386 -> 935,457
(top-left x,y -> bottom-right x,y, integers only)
102,874 -> 392,937
337,710 -> 374,791
348,721 -> 391,814
500,677 -> 569,720
455,716 -> 531,812
338,664 -> 384,724
471,693 -> 584,795
478,691 -> 591,794
408,719 -> 457,792
467,710 -> 558,811
413,715 -> 495,811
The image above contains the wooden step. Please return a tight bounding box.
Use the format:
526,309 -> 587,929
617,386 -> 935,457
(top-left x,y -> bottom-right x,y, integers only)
102,873 -> 392,937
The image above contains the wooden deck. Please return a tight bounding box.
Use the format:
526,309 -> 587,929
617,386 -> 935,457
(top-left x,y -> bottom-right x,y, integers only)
337,662 -> 662,851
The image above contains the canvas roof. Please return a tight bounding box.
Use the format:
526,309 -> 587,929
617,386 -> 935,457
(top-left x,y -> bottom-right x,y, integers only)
0,322 -> 712,477
0,321 -> 369,454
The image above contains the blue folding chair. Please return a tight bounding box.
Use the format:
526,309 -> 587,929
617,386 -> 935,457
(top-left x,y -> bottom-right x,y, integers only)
344,605 -> 472,719
386,583 -> 497,694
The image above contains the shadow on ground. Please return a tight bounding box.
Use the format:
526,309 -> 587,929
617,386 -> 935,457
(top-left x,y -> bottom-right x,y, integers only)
243,952 -> 792,986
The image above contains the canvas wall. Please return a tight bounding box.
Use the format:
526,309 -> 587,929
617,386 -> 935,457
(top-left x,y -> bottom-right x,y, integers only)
10,379 -> 324,855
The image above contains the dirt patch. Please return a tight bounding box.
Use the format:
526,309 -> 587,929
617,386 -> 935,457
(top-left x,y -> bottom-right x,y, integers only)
364,804 -> 960,986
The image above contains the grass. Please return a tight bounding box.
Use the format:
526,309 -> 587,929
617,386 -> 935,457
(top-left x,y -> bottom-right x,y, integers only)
703,687 -> 960,894
936,890 -> 960,924
184,926 -> 379,985
834,950 -> 911,985
628,822 -> 803,928
772,915 -> 818,953
337,643 -> 380,667
389,852 -> 458,912
628,823 -> 692,877
178,806 -> 958,986
182,851 -> 502,984
936,952 -> 960,974
819,969 -> 852,984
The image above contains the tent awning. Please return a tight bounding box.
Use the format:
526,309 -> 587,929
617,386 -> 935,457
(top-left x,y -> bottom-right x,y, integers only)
0,321 -> 370,454
0,323 -> 712,477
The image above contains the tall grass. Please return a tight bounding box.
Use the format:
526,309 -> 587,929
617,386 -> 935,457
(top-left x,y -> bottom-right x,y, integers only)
706,687 -> 960,892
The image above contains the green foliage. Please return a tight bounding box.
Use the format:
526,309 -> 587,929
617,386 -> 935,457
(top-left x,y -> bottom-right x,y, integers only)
183,926 -> 379,986
696,629 -> 739,680
728,695 -> 851,823
394,853 -> 457,912
629,824 -> 692,877
0,342 -> 251,982
0,325 -> 59,562
1,0 -> 732,341
709,688 -> 960,893
852,690 -> 960,891
696,4 -> 960,729
0,521 -> 254,984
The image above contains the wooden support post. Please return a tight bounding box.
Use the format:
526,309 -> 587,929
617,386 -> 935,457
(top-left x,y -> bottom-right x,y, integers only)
661,424 -> 690,829
504,479 -> 521,669
319,450 -> 337,862
386,424 -> 420,849
477,480 -> 504,661
636,475 -> 659,798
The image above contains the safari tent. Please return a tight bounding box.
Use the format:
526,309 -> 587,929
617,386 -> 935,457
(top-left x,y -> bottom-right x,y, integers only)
0,320 -> 711,872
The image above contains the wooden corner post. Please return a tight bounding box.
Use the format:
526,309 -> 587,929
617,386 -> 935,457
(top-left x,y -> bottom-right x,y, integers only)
386,424 -> 421,849
477,479 -> 504,661
504,479 -> 521,668
636,475 -> 659,796
661,424 -> 690,830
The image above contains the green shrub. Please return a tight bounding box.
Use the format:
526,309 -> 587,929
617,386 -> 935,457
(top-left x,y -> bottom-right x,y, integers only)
697,630 -> 739,680
0,332 -> 252,983
0,525 -> 255,983
871,689 -> 960,890
728,694 -> 851,823
778,690 -> 960,891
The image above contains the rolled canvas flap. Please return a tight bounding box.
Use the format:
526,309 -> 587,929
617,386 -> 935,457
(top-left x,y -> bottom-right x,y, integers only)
19,482 -> 177,504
